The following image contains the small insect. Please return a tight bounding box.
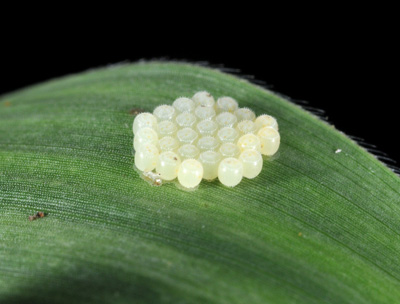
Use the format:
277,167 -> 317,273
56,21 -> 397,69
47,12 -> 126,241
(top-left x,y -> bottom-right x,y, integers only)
142,171 -> 163,186
29,211 -> 46,221
335,149 -> 342,154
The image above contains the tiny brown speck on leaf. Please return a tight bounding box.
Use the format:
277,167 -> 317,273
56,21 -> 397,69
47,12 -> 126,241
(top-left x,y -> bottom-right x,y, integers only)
4,101 -> 11,107
129,108 -> 145,116
29,212 -> 47,221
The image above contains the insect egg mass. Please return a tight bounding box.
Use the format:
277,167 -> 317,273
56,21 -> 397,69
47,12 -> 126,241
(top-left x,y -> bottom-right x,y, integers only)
132,92 -> 281,188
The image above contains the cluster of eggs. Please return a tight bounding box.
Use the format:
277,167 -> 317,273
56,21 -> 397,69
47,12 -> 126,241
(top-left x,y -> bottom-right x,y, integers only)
133,91 -> 280,188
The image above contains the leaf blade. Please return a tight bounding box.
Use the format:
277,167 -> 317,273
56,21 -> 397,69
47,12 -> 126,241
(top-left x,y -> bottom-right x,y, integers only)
0,62 -> 399,303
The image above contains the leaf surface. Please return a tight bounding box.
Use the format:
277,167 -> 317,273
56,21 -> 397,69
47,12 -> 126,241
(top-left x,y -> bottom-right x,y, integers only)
0,62 -> 399,304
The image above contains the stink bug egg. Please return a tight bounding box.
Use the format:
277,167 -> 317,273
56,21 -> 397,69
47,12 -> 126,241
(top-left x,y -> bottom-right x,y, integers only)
216,96 -> 238,113
239,149 -> 263,179
197,136 -> 220,151
178,159 -> 204,188
153,105 -> 176,121
157,120 -> 177,138
194,105 -> 216,120
215,112 -> 238,128
156,151 -> 181,180
237,120 -> 257,135
133,112 -> 158,135
176,112 -> 197,128
237,133 -> 261,152
178,144 -> 200,160
134,127 -> 158,151
235,108 -> 256,121
172,97 -> 195,113
217,127 -> 239,143
219,142 -> 240,158
158,136 -> 179,152
177,128 -> 199,144
255,114 -> 278,131
199,150 -> 222,180
257,127 -> 280,156
196,119 -> 218,136
192,91 -> 215,108
218,157 -> 243,187
134,143 -> 159,172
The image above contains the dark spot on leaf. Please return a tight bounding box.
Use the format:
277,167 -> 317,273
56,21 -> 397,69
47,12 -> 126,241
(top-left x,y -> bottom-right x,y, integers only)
29,211 -> 47,221
129,108 -> 145,116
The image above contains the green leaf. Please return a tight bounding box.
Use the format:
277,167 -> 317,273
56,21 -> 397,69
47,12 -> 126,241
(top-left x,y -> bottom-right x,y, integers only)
0,62 -> 399,304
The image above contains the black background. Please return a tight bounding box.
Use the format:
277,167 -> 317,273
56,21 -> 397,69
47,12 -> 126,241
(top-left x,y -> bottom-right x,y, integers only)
1,17 -> 398,168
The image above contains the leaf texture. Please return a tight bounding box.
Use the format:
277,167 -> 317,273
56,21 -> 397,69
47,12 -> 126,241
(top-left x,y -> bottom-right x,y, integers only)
0,62 -> 399,304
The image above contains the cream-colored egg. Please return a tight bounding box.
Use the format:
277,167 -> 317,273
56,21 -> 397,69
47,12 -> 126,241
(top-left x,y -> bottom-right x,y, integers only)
178,159 -> 204,188
156,151 -> 181,180
158,136 -> 179,152
177,128 -> 199,144
217,127 -> 239,143
218,158 -> 243,187
257,127 -> 280,156
134,127 -> 158,151
172,97 -> 195,113
153,105 -> 176,121
255,114 -> 278,131
196,119 -> 218,136
192,91 -> 215,108
157,120 -> 177,138
178,144 -> 200,160
237,120 -> 256,135
237,133 -> 261,152
239,149 -> 263,179
219,143 -> 240,158
194,105 -> 216,120
134,143 -> 159,172
215,112 -> 238,128
176,112 -> 197,128
235,108 -> 256,121
199,151 -> 222,180
197,136 -> 220,151
133,113 -> 158,135
216,96 -> 238,113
